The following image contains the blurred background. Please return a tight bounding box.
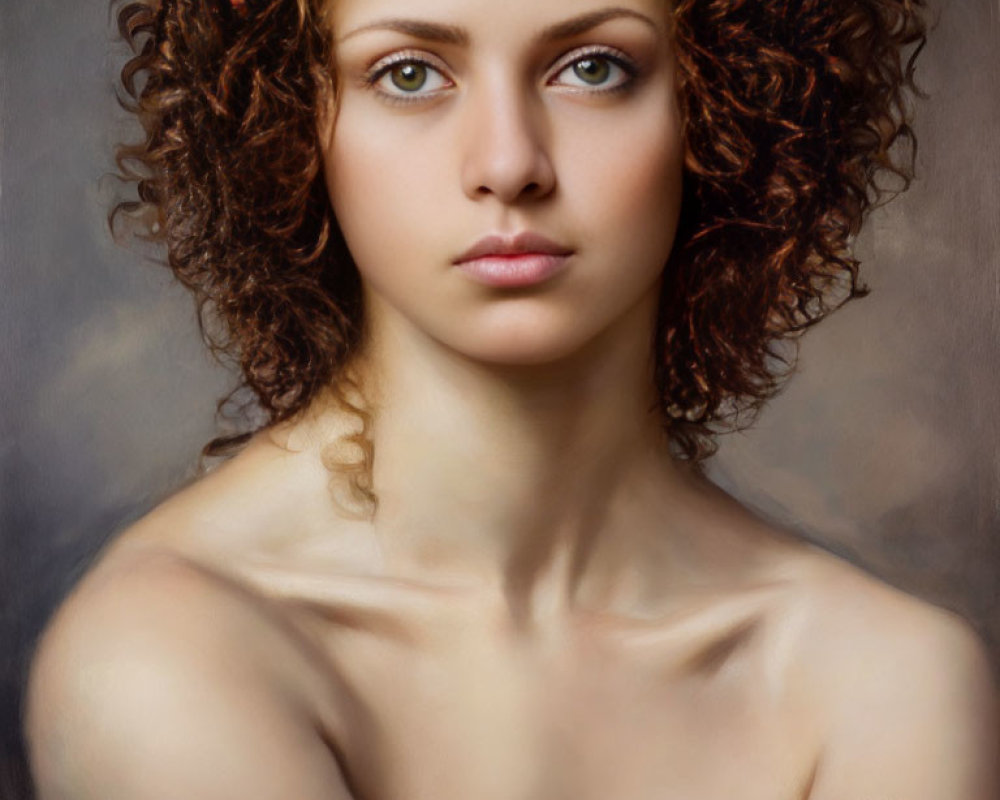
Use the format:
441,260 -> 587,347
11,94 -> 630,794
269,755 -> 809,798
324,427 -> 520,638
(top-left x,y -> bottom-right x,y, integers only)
2,1 -> 997,797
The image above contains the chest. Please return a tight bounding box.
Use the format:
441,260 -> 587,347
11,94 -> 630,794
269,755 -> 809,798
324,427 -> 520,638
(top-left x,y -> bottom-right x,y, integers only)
294,607 -> 819,800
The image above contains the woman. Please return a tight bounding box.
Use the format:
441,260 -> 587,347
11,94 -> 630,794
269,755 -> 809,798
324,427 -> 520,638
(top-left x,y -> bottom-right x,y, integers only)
24,0 -> 998,798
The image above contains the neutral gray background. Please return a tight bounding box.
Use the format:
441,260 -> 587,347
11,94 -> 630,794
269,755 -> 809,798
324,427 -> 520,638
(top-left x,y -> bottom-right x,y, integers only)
2,1 -> 998,798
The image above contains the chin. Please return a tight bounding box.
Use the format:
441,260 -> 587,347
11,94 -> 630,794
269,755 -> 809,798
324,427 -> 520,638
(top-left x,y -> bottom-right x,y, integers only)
452,339 -> 586,369
433,306 -> 624,369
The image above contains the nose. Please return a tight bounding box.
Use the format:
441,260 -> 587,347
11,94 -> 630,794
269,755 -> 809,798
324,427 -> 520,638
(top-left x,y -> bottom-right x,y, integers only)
460,78 -> 556,204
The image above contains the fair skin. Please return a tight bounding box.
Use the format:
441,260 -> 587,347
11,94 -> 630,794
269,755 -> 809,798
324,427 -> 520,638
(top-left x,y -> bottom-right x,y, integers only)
25,0 -> 999,798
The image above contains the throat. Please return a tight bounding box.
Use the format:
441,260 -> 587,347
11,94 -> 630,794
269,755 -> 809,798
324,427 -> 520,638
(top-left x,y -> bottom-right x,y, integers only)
366,423 -> 692,625
338,299 -> 693,621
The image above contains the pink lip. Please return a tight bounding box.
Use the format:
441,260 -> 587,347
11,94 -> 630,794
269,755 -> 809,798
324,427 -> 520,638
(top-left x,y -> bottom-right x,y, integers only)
453,233 -> 574,288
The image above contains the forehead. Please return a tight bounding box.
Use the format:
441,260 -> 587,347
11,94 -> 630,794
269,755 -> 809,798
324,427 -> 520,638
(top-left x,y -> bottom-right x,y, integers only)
326,0 -> 671,42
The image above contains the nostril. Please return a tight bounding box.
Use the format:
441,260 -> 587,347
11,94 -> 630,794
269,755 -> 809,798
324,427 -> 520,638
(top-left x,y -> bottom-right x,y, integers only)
477,181 -> 540,197
467,150 -> 556,202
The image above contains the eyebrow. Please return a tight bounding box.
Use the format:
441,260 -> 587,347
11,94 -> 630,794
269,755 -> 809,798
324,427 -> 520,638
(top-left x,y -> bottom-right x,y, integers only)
338,19 -> 468,46
337,7 -> 660,46
538,8 -> 659,42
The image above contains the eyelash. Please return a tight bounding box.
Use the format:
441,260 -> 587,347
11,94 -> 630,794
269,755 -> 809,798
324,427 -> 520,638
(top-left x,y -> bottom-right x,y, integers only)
550,45 -> 638,95
362,50 -> 452,105
361,45 -> 639,105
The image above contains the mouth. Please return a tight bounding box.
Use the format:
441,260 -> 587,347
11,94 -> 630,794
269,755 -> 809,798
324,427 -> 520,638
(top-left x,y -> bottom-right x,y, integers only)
453,233 -> 574,289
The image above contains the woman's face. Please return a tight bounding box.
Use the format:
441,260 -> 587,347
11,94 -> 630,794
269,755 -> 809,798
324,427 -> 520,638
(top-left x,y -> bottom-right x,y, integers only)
323,0 -> 683,366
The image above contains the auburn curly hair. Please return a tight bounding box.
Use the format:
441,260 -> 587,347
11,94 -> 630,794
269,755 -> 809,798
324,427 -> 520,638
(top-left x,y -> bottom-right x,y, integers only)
113,0 -> 927,501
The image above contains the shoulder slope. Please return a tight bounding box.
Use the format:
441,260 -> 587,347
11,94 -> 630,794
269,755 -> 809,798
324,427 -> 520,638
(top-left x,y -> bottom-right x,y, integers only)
25,550 -> 350,800
790,553 -> 999,799
116,427 -> 339,561
792,550 -> 991,665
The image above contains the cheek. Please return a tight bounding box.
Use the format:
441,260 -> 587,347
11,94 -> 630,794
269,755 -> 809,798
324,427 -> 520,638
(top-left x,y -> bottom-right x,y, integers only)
561,102 -> 685,265
324,111 -> 447,274
615,104 -> 683,220
616,136 -> 682,233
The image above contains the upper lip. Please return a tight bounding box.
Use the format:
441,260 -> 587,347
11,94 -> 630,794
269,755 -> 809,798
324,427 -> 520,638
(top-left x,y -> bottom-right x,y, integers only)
454,233 -> 574,264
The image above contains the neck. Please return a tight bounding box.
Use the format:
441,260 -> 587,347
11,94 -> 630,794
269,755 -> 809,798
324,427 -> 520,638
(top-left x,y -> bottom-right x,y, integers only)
343,291 -> 702,625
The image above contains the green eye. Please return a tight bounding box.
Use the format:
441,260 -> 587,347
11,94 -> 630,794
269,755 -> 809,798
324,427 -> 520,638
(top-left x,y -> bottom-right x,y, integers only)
391,63 -> 428,92
572,57 -> 612,85
369,57 -> 452,100
552,50 -> 634,92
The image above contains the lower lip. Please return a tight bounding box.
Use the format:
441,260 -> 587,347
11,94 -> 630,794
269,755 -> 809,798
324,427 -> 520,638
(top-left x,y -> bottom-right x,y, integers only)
455,254 -> 571,288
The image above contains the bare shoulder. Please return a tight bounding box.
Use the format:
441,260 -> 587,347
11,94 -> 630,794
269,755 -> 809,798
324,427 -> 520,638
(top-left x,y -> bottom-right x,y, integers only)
784,550 -> 999,799
25,548 -> 351,800
111,414 -> 381,587
119,425 -> 335,558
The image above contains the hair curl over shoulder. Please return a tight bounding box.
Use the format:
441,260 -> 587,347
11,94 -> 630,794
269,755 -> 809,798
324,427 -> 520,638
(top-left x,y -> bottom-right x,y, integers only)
113,0 -> 927,476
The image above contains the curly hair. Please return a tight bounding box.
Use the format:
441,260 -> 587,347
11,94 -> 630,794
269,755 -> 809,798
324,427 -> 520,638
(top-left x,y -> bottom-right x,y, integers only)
113,0 -> 927,500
